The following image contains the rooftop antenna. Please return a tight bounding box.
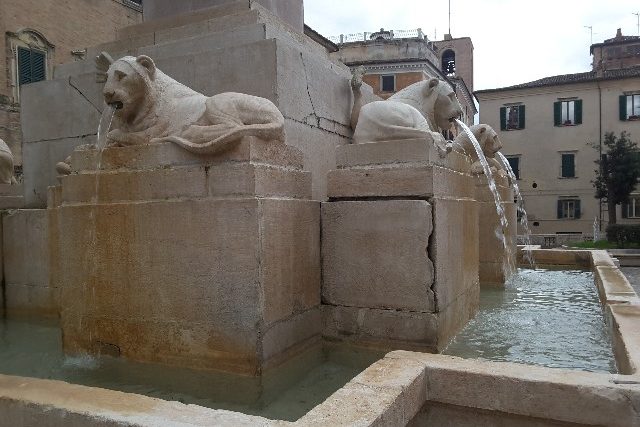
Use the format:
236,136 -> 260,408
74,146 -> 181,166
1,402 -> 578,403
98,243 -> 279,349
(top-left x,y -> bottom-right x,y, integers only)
584,25 -> 593,44
448,0 -> 451,35
634,12 -> 640,36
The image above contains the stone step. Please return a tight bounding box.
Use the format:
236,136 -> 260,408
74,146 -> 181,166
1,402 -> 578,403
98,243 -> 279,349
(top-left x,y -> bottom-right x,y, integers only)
118,0 -> 253,39
70,139 -> 304,173
60,163 -> 311,204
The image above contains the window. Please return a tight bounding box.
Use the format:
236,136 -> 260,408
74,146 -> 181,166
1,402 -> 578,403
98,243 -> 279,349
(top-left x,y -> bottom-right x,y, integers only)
17,47 -> 46,86
506,156 -> 520,179
620,94 -> 640,121
380,75 -> 395,92
554,100 -> 582,126
500,105 -> 525,130
622,195 -> 640,218
560,153 -> 575,178
442,50 -> 456,76
557,199 -> 581,219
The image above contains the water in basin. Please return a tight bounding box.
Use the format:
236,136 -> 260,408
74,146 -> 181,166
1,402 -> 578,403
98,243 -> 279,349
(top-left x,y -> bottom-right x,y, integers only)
444,267 -> 617,373
0,318 -> 382,421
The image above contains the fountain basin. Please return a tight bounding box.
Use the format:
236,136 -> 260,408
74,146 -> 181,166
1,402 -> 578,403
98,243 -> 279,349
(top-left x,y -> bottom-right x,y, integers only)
0,249 -> 638,426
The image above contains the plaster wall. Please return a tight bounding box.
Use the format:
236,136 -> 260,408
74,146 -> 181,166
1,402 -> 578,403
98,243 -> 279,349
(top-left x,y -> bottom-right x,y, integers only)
477,78 -> 640,235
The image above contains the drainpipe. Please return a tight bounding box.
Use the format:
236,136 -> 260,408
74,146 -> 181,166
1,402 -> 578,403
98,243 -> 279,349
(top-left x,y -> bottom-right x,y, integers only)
598,80 -> 603,232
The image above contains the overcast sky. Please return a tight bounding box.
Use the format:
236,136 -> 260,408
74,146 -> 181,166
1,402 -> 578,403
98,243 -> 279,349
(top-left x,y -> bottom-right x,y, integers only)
305,0 -> 640,91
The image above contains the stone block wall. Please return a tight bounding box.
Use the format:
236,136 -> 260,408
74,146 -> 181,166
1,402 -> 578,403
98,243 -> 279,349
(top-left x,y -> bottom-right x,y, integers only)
1,209 -> 54,317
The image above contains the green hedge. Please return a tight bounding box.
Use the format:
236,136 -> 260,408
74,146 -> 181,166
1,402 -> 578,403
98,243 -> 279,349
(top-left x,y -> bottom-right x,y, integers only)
606,224 -> 640,247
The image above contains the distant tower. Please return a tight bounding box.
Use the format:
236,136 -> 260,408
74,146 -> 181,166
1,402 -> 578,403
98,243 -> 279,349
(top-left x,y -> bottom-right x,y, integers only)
433,35 -> 474,92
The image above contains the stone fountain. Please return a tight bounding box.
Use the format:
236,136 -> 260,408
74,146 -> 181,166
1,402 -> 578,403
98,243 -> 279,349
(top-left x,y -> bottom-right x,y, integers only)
7,0 -> 516,378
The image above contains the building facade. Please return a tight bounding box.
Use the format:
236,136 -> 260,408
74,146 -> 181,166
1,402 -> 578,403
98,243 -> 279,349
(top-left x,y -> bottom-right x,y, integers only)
476,30 -> 640,236
330,29 -> 476,127
0,0 -> 142,175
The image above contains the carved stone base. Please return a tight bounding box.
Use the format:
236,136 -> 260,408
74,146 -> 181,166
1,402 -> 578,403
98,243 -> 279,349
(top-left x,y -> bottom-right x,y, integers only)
321,138 -> 480,351
51,138 -> 321,375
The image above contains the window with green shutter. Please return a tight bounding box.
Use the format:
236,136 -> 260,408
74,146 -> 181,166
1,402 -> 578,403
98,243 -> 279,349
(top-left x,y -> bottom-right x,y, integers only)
506,156 -> 520,179
501,105 -> 524,130
557,199 -> 581,219
17,47 -> 46,86
620,94 -> 640,120
554,100 -> 582,126
561,153 -> 575,178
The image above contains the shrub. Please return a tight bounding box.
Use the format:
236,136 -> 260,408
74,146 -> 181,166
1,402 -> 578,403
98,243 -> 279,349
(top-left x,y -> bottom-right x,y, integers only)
606,224 -> 640,247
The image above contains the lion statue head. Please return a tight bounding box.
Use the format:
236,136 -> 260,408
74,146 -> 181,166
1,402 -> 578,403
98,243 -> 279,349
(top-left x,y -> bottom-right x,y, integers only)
389,78 -> 463,132
454,124 -> 502,160
97,53 -> 203,134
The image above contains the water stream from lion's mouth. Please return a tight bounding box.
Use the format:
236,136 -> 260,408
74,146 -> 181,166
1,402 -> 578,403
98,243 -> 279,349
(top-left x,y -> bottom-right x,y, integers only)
84,104 -> 116,343
455,119 -> 514,278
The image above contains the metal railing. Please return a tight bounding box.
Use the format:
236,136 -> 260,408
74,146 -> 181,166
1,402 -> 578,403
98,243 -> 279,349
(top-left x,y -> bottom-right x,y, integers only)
328,28 -> 427,44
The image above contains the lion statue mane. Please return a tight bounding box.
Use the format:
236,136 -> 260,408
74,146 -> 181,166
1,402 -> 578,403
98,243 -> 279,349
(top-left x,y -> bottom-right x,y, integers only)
96,52 -> 285,154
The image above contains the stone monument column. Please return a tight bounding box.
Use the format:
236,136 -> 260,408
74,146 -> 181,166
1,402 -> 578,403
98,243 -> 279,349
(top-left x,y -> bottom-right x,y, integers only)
143,0 -> 304,32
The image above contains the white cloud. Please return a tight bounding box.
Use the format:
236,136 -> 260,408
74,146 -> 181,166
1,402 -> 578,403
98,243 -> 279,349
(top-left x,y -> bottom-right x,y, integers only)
305,0 -> 640,90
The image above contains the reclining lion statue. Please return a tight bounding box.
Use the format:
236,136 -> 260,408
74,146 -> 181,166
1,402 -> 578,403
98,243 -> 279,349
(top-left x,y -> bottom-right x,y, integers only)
97,53 -> 285,153
0,138 -> 16,185
453,124 -> 505,175
350,69 -> 462,148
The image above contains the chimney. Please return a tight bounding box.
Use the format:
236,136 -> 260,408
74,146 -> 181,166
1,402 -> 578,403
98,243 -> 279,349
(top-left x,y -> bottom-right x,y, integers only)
616,28 -> 623,39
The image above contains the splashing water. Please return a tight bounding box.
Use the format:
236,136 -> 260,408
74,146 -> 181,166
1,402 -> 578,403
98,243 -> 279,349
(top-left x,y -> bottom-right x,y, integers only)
92,104 -> 117,203
496,152 -> 535,267
455,119 -> 514,278
87,104 -> 116,347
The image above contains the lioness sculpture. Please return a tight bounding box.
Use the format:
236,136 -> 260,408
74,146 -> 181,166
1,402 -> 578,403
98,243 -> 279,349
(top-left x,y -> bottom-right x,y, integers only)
453,124 -> 504,175
0,138 -> 16,185
97,53 -> 285,153
350,70 -> 463,147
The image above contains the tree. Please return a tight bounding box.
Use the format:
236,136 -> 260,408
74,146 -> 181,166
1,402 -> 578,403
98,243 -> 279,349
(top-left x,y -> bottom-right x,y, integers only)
593,131 -> 640,225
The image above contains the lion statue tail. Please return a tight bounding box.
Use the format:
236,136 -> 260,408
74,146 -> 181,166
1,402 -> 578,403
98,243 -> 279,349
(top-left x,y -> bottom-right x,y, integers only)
161,122 -> 286,155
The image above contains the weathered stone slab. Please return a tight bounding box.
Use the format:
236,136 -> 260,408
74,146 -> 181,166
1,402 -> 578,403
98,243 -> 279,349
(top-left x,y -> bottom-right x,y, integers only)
20,80 -> 102,144
336,138 -> 470,172
327,165 -> 475,200
322,305 -> 439,352
261,199 -> 320,325
2,209 -> 54,316
607,303 -> 640,375
430,197 -> 479,313
322,200 -> 435,312
56,195 -> 320,374
22,135 -> 95,208
595,265 -> 638,304
71,139 -> 304,172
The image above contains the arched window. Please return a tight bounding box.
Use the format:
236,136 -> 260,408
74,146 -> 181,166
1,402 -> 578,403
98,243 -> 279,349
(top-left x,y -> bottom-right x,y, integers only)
442,49 -> 456,76
7,29 -> 54,102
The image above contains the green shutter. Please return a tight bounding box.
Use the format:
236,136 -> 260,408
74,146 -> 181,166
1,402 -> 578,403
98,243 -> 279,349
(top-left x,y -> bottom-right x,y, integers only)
620,95 -> 628,121
622,203 -> 629,218
561,154 -> 575,178
518,105 -> 526,129
575,100 -> 582,124
18,47 -> 32,85
575,200 -> 581,219
17,47 -> 46,86
554,101 -> 562,126
500,107 -> 506,131
557,200 -> 563,219
30,51 -> 46,83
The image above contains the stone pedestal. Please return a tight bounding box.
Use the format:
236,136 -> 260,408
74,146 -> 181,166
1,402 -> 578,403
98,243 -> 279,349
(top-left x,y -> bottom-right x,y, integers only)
321,138 -> 479,352
51,138 -> 321,375
475,174 -> 517,286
